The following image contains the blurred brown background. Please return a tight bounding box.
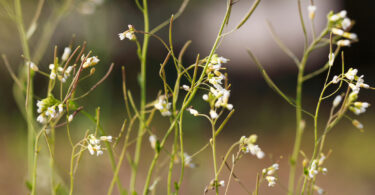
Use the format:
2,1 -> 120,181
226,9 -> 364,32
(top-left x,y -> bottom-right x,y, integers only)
0,0 -> 375,194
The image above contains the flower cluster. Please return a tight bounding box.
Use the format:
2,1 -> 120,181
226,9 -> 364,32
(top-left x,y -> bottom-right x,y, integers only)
307,153 -> 327,179
202,54 -> 233,119
239,134 -> 265,159
262,163 -> 279,187
36,96 -> 64,124
49,64 -> 74,83
331,68 -> 372,129
328,10 -> 357,47
154,96 -> 172,116
119,25 -> 136,41
86,134 -> 112,156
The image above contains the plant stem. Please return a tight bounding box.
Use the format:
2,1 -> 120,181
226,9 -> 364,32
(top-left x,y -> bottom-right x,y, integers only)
141,2 -> 233,194
211,122 -> 219,195
167,126 -> 179,195
14,0 -> 36,183
287,28 -> 329,195
69,146 -> 76,195
31,129 -> 45,195
130,0 -> 150,193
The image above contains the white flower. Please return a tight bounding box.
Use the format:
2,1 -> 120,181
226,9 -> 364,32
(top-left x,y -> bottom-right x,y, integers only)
119,25 -> 136,41
58,104 -> 63,113
26,61 -> 38,71
332,75 -> 340,84
309,160 -> 318,179
341,18 -> 351,30
352,119 -> 363,129
93,145 -> 103,156
343,32 -> 357,40
314,185 -> 325,195
266,163 -> 279,175
248,144 -> 265,159
345,68 -> 358,81
208,74 -> 225,86
217,56 -> 228,64
182,84 -> 190,91
331,28 -> 344,36
321,167 -> 328,175
351,102 -> 370,115
100,136 -> 113,142
218,180 -> 225,187
349,91 -> 358,102
329,14 -> 340,22
88,134 -> 100,145
349,83 -> 360,93
328,53 -> 335,66
355,75 -> 370,89
37,100 -> 46,113
337,39 -> 351,47
307,5 -> 316,19
88,144 -> 95,155
154,96 -> 172,117
226,104 -> 233,110
330,10 -> 347,21
62,47 -> 72,61
210,55 -> 229,65
45,106 -> 57,118
37,114 -> 47,124
333,95 -> 342,107
96,150 -> 103,156
339,10 -> 347,18
209,110 -> 218,119
82,56 -> 100,69
87,134 -> 105,156
50,71 -> 56,80
202,94 -> 209,101
318,154 -> 326,166
68,114 -> 74,122
265,176 -> 277,187
149,134 -> 157,149
119,31 -> 135,40
183,153 -> 196,168
187,108 -> 199,116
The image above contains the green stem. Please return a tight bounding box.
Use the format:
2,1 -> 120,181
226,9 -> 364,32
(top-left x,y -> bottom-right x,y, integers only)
69,146 -> 76,195
211,122 -> 219,195
31,129 -> 45,195
14,0 -> 35,183
130,0 -> 150,193
142,2 -> 233,194
287,28 -> 329,195
167,126 -> 179,195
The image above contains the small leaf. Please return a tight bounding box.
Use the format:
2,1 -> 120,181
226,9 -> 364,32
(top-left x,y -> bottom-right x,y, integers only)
174,181 -> 179,190
25,180 -> 32,191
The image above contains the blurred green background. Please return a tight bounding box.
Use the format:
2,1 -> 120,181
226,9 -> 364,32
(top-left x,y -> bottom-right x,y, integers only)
0,0 -> 375,194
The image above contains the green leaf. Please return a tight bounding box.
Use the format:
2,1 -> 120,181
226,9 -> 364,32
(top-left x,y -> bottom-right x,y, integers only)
25,180 -> 32,191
